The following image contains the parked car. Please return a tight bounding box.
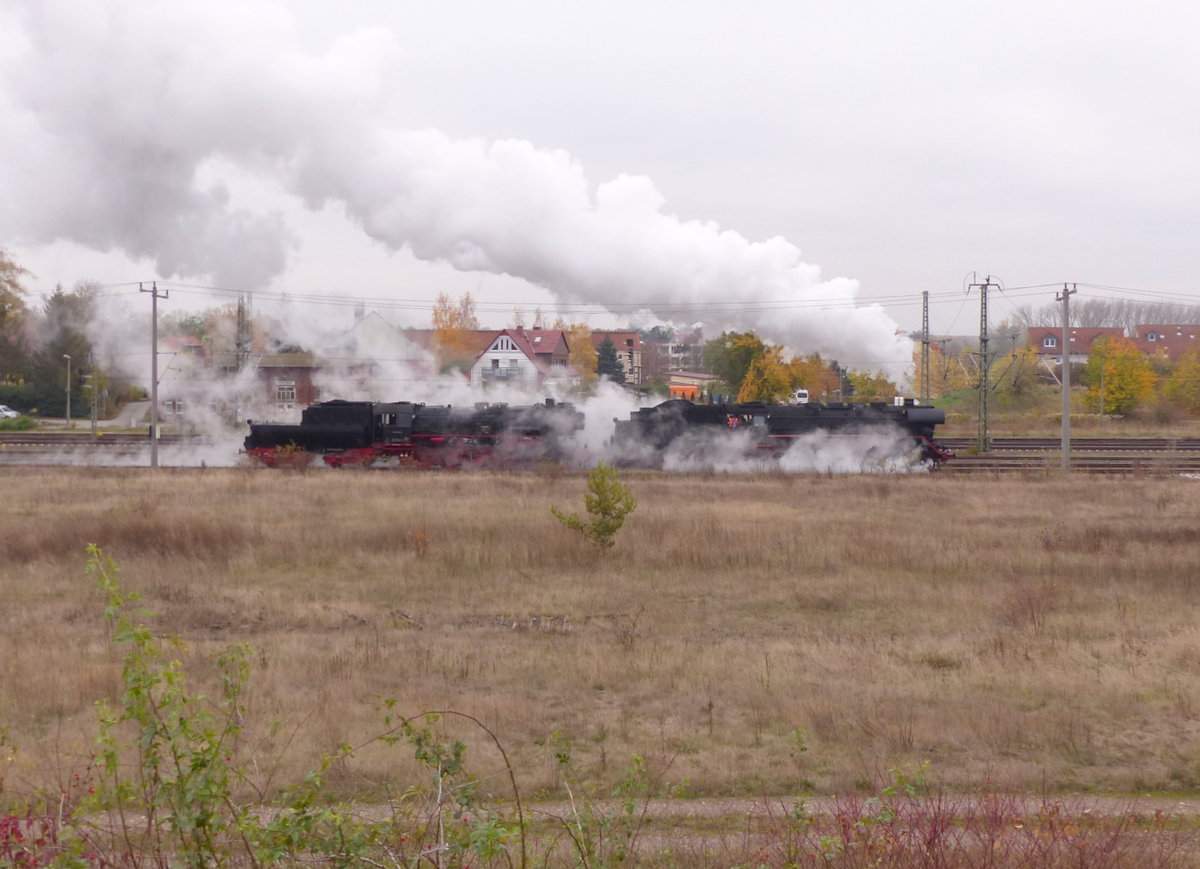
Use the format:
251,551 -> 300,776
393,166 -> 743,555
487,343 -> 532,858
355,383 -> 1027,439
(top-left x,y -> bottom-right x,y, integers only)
0,405 -> 21,419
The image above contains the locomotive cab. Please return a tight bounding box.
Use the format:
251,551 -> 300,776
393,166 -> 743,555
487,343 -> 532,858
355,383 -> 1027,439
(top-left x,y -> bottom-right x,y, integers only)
373,402 -> 419,444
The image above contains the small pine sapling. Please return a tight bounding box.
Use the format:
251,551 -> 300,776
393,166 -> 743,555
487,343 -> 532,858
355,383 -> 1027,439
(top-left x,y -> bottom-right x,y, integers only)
551,462 -> 636,549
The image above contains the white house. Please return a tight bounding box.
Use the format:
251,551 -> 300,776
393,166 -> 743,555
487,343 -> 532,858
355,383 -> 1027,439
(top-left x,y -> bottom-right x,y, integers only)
468,328 -> 578,388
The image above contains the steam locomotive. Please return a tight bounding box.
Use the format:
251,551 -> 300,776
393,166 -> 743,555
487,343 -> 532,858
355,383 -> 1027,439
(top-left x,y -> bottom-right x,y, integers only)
243,398 -> 584,468
244,396 -> 952,469
614,398 -> 953,467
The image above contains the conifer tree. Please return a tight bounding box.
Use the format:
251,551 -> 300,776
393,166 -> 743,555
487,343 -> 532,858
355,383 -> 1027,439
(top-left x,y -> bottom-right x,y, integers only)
596,336 -> 625,384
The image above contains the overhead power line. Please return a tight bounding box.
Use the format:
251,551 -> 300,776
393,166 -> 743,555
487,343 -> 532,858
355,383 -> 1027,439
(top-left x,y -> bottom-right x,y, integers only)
26,276 -> 1200,324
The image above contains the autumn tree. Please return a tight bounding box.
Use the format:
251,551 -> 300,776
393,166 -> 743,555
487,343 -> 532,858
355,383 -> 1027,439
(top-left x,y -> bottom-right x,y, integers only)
555,319 -> 597,386
786,353 -> 840,399
846,369 -> 898,403
431,291 -> 480,370
911,343 -> 974,399
199,300 -> 269,369
1162,348 -> 1200,415
1081,335 -> 1157,415
988,346 -> 1040,398
29,284 -> 95,416
737,346 -> 792,402
162,311 -> 211,342
703,331 -> 767,397
0,249 -> 31,383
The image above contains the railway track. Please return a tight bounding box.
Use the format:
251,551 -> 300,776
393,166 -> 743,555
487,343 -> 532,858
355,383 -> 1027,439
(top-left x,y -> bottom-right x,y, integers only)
938,436 -> 1200,474
3,433 -> 1200,474
0,432 -> 196,446
0,432 -> 215,467
939,436 -> 1200,452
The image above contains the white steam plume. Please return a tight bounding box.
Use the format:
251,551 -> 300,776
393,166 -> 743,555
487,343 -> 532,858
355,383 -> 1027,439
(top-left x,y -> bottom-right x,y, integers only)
0,1 -> 911,371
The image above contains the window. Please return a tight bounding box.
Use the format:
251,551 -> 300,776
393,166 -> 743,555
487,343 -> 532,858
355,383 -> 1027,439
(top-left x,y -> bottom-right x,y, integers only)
495,337 -> 516,351
1147,332 -> 1158,342
492,359 -> 500,369
508,358 -> 520,368
1042,335 -> 1057,348
275,380 -> 296,403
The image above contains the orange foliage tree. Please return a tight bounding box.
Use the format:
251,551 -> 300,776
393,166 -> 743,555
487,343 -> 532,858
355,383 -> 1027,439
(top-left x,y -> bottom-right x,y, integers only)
1082,336 -> 1157,414
1162,348 -> 1200,415
432,292 -> 479,369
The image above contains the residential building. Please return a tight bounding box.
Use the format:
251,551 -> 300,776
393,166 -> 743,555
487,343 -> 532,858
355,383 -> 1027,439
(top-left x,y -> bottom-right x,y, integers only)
667,371 -> 719,400
642,328 -> 705,384
468,328 -> 578,388
1133,325 -> 1200,361
255,352 -> 320,417
1026,327 -> 1124,363
590,331 -> 643,384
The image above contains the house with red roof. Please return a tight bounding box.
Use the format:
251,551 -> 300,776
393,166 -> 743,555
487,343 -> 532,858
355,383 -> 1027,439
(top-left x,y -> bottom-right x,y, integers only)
468,328 -> 578,388
1027,327 -> 1124,363
1133,325 -> 1200,361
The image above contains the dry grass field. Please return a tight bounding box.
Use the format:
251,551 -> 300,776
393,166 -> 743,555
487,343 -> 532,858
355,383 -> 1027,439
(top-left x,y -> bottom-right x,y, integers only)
3,464 -> 1200,811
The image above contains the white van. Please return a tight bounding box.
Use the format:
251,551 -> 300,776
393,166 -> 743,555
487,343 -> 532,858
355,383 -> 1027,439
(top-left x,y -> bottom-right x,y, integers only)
791,389 -> 809,405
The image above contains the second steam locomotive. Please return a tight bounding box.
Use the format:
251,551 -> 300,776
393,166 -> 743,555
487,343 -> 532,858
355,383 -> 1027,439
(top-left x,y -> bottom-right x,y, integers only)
244,396 -> 952,470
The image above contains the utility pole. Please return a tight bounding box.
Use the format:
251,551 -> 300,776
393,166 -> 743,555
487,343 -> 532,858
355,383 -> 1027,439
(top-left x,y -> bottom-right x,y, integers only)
969,275 -> 998,452
1057,283 -> 1076,471
141,281 -> 169,468
236,294 -> 250,372
921,290 -> 931,403
62,354 -> 71,428
85,350 -> 98,439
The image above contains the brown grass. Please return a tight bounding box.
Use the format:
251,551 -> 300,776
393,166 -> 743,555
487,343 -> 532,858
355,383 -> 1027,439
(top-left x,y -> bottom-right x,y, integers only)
3,466 -> 1200,803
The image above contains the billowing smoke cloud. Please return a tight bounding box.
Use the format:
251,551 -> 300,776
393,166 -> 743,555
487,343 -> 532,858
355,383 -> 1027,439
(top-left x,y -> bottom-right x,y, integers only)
0,1 -> 911,371
777,427 -> 934,474
606,422 -> 932,474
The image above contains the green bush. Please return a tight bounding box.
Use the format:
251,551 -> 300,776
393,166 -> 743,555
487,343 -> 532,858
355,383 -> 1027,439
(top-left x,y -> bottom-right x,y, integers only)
0,383 -> 35,413
551,462 -> 637,549
0,416 -> 33,431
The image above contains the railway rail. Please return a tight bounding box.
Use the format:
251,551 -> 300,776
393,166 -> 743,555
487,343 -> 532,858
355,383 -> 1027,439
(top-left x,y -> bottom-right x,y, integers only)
939,436 -> 1200,452
3,433 -> 1200,474
0,432 -> 210,467
938,436 -> 1200,475
0,432 -> 195,446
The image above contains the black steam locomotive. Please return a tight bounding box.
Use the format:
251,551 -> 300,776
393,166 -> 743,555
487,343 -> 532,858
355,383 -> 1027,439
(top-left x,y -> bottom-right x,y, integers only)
245,395 -> 952,469
613,398 -> 953,467
244,398 -> 583,468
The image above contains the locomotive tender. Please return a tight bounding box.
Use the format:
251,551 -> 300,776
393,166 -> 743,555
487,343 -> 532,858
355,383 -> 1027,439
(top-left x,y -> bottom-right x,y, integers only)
245,395 -> 952,469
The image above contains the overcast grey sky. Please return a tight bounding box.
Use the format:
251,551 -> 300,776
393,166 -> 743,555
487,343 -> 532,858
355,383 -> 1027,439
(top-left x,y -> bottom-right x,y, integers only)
2,0 -> 1198,369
